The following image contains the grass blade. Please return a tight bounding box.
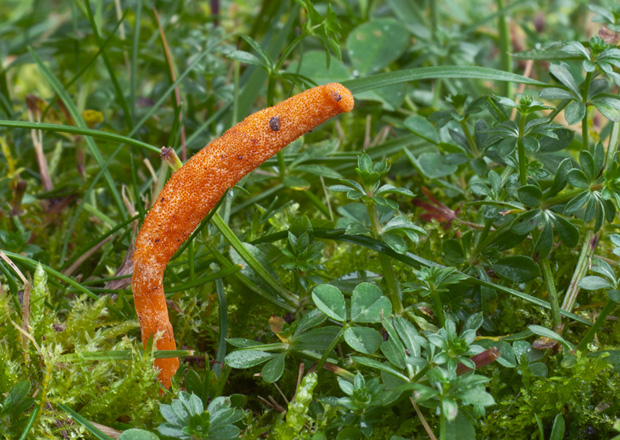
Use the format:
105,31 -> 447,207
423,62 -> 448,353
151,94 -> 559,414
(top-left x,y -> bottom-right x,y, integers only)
17,404 -> 40,440
58,403 -> 114,440
27,48 -> 127,219
82,0 -> 133,130
0,120 -> 159,153
2,251 -> 98,300
342,66 -> 549,94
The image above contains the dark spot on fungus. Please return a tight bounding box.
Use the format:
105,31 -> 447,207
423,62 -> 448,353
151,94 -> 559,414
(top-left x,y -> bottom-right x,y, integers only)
238,155 -> 243,160
161,197 -> 165,202
154,239 -> 160,243
269,116 -> 280,131
331,91 -> 342,102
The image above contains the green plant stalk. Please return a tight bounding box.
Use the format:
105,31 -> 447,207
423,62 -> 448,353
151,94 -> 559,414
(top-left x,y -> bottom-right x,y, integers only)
274,31 -> 307,72
576,296 -> 618,351
214,276 -> 228,377
366,199 -> 403,314
540,258 -> 562,332
83,0 -> 133,130
606,111 -> 620,172
546,99 -> 571,122
440,405 -> 447,440
431,290 -> 446,327
265,76 -> 287,178
562,230 -> 597,312
517,113 -> 528,185
204,239 -> 296,312
316,324 -> 347,371
473,217 -> 495,257
232,60 -> 240,125
410,364 -> 431,383
211,213 -> 299,306
17,404 -> 40,440
496,0 -> 511,98
459,120 -> 479,157
303,190 -> 331,218
582,72 -> 593,149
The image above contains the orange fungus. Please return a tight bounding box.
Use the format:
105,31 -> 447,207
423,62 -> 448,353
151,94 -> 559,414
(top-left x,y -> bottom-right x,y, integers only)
132,83 -> 354,388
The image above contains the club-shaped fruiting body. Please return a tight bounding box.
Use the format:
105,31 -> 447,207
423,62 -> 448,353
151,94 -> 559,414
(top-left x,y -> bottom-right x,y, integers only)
132,83 -> 354,388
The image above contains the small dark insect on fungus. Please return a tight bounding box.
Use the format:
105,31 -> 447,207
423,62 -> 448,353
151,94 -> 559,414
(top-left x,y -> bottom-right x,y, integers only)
269,116 -> 280,131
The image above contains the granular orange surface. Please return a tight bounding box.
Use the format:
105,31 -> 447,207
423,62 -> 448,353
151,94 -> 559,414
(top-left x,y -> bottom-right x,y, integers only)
132,83 -> 354,388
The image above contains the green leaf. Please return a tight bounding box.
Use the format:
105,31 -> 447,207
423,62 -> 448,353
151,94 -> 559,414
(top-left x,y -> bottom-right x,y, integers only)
312,284 -> 347,322
534,220 -> 553,258
225,350 -> 276,368
403,115 -> 439,144
445,412 -> 476,440
549,62 -> 581,97
417,152 -> 458,178
550,414 -> 566,440
441,397 -> 459,421
381,338 -> 407,369
241,34 -> 273,69
579,276 -> 614,290
350,283 -> 392,323
539,87 -> 576,100
511,210 -> 540,236
382,233 -> 407,254
517,185 -> 542,207
528,325 -> 575,350
346,19 -> 409,74
344,327 -> 383,354
567,169 -> 590,188
351,356 -> 409,382
261,353 -> 286,383
293,326 -> 342,351
118,429 -> 159,440
494,256 -> 540,283
443,239 -> 465,266
375,184 -> 415,198
564,100 -> 586,125
592,96 -> 620,121
455,388 -> 495,406
521,136 -> 540,153
227,50 -> 262,66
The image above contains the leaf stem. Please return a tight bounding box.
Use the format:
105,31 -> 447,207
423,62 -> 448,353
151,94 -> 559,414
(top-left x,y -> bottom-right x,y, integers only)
576,293 -> 618,351
496,0 -> 512,98
439,406 -> 447,440
517,112 -> 528,185
605,88 -> 620,171
316,325 -> 347,371
540,258 -> 562,332
582,72 -> 593,150
211,213 -> 299,306
431,290 -> 446,327
460,120 -> 479,157
366,199 -> 403,314
562,230 -> 597,313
